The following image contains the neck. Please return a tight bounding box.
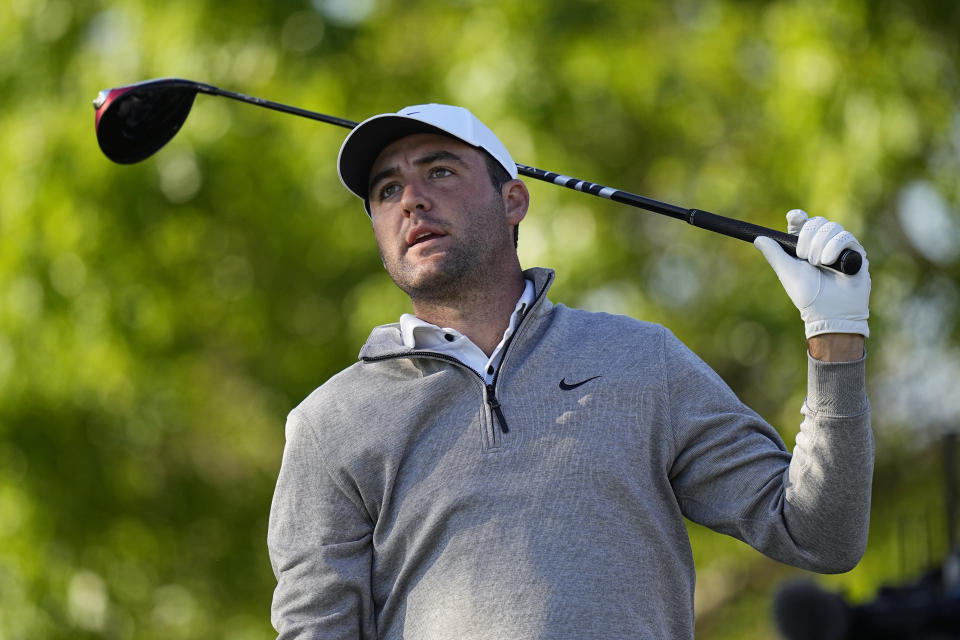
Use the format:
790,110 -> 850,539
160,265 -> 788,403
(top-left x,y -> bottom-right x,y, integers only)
410,266 -> 526,356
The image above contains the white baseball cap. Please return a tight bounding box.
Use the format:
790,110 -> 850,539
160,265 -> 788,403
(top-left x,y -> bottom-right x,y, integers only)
337,103 -> 518,213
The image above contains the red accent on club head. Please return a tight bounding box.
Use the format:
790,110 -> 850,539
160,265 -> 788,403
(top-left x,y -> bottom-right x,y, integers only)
93,85 -> 134,130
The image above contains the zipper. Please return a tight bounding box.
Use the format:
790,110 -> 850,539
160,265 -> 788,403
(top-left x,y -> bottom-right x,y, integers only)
486,273 -> 551,396
479,273 -> 552,434
485,384 -> 509,434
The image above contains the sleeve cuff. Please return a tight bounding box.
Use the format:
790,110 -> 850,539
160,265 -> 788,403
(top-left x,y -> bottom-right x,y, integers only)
806,350 -> 869,417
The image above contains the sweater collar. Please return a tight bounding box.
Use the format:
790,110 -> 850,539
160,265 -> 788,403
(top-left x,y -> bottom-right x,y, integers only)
359,267 -> 556,361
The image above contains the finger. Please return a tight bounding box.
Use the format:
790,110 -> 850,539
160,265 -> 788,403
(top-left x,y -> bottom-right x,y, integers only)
821,229 -> 862,266
756,236 -> 822,309
754,235 -> 797,275
786,209 -> 808,235
796,216 -> 827,260
807,221 -> 843,266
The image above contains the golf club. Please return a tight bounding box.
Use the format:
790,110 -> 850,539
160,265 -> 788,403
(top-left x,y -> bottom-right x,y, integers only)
93,77 -> 861,275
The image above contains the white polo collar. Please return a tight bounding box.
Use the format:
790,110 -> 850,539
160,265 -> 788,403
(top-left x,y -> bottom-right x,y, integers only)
399,279 -> 535,384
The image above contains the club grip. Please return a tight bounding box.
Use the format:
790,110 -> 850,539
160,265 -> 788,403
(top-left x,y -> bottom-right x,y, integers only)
687,209 -> 862,275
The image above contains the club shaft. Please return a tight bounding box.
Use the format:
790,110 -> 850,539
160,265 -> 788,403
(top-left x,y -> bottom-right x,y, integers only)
197,83 -> 359,130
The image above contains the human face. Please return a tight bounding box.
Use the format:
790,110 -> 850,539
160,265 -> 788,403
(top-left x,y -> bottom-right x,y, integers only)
367,133 -> 519,302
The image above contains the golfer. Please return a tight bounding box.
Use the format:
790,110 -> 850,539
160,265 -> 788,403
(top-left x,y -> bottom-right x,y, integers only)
268,104 -> 873,639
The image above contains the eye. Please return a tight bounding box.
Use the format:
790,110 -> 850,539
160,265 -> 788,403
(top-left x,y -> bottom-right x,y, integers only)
378,182 -> 402,200
429,167 -> 453,179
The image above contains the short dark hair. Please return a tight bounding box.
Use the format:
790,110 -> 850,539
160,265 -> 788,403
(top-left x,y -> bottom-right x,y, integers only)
482,152 -> 519,248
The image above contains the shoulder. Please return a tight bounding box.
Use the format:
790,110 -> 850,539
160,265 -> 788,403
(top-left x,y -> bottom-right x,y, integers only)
293,358 -> 385,422
552,302 -> 656,329
537,302 -> 712,371
550,303 -> 670,345
282,359 -> 394,466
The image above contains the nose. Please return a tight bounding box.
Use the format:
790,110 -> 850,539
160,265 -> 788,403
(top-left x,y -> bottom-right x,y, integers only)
400,178 -> 432,216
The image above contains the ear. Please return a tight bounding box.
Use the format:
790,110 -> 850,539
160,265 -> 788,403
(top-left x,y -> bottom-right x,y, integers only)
502,179 -> 529,227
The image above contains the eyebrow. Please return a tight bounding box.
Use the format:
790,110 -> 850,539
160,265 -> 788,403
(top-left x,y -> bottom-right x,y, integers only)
368,150 -> 469,196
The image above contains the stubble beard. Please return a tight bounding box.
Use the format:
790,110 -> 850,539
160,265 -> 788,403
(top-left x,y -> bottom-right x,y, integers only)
380,193 -> 510,307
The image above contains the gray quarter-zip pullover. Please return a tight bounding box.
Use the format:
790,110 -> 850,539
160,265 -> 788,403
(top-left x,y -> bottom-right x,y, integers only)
268,267 -> 873,639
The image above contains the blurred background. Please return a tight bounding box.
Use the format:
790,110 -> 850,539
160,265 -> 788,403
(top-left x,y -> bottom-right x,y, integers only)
2,0 -> 960,637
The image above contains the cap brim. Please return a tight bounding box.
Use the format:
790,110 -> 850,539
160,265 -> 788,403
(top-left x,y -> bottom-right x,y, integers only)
338,115 -> 455,201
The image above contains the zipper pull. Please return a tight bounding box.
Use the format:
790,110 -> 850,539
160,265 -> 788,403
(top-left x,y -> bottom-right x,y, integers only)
485,384 -> 509,434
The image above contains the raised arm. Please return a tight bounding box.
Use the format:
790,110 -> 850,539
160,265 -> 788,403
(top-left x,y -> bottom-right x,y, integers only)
671,211 -> 873,571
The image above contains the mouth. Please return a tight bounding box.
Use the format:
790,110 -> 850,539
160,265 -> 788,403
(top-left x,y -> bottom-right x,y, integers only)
407,228 -> 447,248
412,232 -> 439,245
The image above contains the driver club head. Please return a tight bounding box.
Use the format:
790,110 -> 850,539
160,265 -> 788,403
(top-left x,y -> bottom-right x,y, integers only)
93,78 -> 202,164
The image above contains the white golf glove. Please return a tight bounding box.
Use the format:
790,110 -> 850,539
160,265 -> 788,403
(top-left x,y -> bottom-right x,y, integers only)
754,209 -> 870,339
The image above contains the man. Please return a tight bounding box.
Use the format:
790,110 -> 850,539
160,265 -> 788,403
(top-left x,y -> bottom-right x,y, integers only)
268,104 -> 873,639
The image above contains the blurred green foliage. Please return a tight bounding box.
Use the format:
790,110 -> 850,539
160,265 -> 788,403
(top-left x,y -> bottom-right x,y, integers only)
1,0 -> 959,637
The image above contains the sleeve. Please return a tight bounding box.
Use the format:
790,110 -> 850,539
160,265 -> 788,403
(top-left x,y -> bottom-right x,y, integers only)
267,407 -> 377,639
665,331 -> 874,573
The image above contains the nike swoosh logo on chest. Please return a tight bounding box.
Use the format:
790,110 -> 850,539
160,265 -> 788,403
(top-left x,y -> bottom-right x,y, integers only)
558,375 -> 602,391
